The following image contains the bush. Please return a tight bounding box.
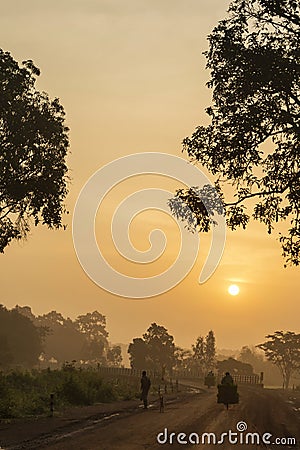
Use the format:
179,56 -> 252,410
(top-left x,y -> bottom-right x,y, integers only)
0,367 -> 135,419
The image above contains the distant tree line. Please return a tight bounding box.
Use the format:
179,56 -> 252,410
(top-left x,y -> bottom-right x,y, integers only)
127,325 -> 258,379
257,331 -> 300,389
0,305 -> 122,369
223,332 -> 300,389
128,324 -> 300,389
1,305 -> 299,389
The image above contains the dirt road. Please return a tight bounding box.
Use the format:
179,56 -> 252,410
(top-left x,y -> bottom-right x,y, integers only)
1,386 -> 299,450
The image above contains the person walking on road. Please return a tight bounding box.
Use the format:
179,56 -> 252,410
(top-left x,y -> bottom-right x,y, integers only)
140,370 -> 151,409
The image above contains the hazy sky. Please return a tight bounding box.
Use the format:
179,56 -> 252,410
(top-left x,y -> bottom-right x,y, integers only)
0,0 -> 299,351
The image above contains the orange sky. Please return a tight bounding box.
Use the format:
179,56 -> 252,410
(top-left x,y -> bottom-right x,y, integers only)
0,0 -> 299,351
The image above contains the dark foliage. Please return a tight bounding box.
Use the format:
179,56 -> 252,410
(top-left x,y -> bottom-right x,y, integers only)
128,323 -> 176,374
257,331 -> 300,388
0,305 -> 43,367
0,368 -> 130,419
170,0 -> 300,266
0,49 -> 69,251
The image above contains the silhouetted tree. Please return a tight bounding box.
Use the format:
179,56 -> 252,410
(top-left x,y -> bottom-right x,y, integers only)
14,305 -> 48,346
38,311 -> 87,363
238,345 -> 283,386
76,311 -> 108,342
14,305 -> 35,321
174,347 -> 193,371
0,334 -> 13,366
239,346 -> 265,369
192,336 -> 206,370
15,307 -> 111,365
192,331 -> 216,373
257,331 -> 300,389
205,330 -> 216,371
0,49 -> 69,252
170,0 -> 300,266
143,323 -> 176,375
75,311 -> 109,362
128,323 -> 176,375
128,338 -> 150,370
0,305 -> 42,367
107,345 -> 123,367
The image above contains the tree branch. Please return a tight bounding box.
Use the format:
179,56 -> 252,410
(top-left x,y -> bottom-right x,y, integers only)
289,92 -> 300,107
225,187 -> 289,207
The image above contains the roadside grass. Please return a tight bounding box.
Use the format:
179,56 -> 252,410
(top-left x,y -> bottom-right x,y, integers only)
0,367 -> 141,419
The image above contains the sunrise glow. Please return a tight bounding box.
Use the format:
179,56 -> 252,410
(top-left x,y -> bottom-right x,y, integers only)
228,284 -> 240,296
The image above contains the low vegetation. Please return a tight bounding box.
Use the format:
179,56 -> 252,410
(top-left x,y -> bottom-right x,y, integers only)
0,366 -> 139,419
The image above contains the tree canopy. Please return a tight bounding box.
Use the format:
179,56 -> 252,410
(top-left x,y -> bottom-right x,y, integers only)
0,305 -> 43,367
192,330 -> 216,373
75,311 -> 108,357
170,0 -> 299,266
15,307 -> 110,365
143,323 -> 176,374
0,49 -> 69,252
174,347 -> 193,371
257,330 -> 300,389
128,323 -> 176,375
205,330 -> 217,371
106,345 -> 123,367
128,338 -> 149,371
37,311 -> 88,363
192,336 -> 206,368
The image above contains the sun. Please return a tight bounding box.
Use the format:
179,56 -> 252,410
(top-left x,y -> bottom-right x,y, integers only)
228,284 -> 240,296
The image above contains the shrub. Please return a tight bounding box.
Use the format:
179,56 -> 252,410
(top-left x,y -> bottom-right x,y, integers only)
0,367 -> 134,418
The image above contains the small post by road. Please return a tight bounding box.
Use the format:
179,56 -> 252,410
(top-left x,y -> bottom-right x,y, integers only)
260,372 -> 264,383
260,372 -> 264,388
50,393 -> 54,417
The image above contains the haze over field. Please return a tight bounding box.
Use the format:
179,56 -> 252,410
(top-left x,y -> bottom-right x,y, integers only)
0,0 -> 299,351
